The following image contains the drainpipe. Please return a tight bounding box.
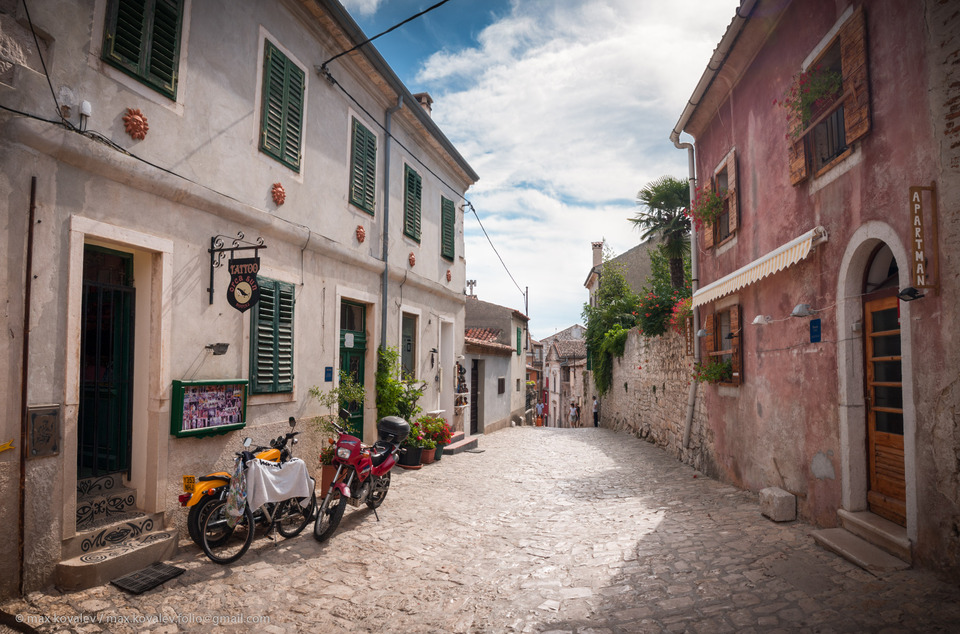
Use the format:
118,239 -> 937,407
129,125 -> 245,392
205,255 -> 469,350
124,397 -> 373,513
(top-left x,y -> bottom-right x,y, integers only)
672,0 -> 757,450
19,176 -> 37,594
380,96 -> 403,350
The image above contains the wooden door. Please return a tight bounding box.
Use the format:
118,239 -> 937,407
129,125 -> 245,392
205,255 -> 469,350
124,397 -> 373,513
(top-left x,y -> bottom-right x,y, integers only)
864,295 -> 906,525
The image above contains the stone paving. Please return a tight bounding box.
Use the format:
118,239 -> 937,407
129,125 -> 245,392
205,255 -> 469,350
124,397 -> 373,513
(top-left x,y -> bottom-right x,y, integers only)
3,426 -> 960,633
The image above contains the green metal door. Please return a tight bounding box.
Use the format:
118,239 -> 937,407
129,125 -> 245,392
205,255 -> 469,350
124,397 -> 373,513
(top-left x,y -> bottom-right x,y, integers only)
78,246 -> 135,478
339,301 -> 366,437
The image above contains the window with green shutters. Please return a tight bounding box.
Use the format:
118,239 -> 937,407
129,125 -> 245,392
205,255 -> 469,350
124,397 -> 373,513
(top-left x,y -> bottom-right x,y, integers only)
403,165 -> 422,242
441,196 -> 455,260
517,327 -> 522,355
251,279 -> 295,394
349,118 -> 377,214
102,0 -> 183,99
260,40 -> 305,172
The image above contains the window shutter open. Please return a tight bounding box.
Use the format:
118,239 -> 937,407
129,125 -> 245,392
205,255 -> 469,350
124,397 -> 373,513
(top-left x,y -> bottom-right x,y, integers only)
730,304 -> 742,386
703,313 -> 716,356
103,0 -> 182,99
404,166 -> 422,242
840,6 -> 870,144
787,103 -> 809,185
276,283 -> 295,391
441,197 -> 455,260
726,151 -> 739,235
702,179 -> 715,249
260,41 -> 304,172
251,279 -> 295,394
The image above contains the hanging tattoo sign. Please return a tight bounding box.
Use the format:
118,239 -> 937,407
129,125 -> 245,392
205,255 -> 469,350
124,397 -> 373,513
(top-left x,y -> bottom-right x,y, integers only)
227,257 -> 261,312
207,232 -> 267,306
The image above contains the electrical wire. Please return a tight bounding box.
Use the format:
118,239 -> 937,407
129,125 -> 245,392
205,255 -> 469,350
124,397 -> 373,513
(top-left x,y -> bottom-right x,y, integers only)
465,200 -> 525,298
20,0 -> 74,130
319,0 -> 455,71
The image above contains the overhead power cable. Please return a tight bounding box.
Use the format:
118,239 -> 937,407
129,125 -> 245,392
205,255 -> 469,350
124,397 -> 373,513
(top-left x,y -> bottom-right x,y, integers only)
320,0 -> 454,71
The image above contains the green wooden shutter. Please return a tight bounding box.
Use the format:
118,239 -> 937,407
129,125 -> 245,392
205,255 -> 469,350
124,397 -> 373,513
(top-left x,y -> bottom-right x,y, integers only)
102,0 -> 183,99
349,118 -> 377,214
517,327 -> 522,355
441,197 -> 455,260
260,41 -> 304,172
404,166 -> 422,242
251,279 -> 295,394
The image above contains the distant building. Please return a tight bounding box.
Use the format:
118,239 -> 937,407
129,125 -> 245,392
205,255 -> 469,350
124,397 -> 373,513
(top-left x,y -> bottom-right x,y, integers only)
585,240 -> 655,307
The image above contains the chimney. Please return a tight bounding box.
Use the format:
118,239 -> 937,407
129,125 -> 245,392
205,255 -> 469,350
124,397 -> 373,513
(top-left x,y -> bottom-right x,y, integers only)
413,92 -> 433,117
591,241 -> 604,268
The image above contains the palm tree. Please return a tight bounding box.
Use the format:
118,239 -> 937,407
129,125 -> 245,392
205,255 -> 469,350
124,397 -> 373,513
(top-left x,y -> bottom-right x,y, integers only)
629,176 -> 691,290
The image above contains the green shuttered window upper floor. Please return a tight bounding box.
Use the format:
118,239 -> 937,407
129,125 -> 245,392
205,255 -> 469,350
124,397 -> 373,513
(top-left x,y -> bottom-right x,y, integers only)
350,118 -> 377,214
260,40 -> 305,172
102,0 -> 183,99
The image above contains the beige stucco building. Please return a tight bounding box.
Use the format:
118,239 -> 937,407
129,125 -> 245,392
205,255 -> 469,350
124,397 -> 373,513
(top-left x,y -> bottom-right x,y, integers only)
0,0 -> 477,597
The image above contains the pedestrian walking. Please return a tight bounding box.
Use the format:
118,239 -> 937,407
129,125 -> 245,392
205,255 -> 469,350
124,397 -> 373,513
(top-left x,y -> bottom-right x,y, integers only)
593,396 -> 599,427
569,402 -> 577,428
575,404 -> 582,428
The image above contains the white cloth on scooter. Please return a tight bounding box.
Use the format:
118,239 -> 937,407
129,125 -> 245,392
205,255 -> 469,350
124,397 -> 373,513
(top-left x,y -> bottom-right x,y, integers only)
244,457 -> 313,511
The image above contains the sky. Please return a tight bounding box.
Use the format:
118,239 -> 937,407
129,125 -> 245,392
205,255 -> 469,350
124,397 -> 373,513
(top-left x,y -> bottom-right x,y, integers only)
341,0 -> 739,340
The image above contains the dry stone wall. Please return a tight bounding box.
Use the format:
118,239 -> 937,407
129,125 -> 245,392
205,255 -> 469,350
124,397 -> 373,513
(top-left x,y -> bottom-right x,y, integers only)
589,330 -> 708,471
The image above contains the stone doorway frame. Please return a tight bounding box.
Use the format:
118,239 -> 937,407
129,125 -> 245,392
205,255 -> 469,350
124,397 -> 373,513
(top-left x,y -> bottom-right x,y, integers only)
835,221 -> 918,541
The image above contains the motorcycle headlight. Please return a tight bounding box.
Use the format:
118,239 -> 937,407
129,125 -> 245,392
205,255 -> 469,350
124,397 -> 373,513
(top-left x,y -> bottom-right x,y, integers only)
337,447 -> 352,460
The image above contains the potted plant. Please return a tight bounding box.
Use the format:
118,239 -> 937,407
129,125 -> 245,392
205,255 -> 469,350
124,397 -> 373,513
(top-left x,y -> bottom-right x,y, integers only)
398,418 -> 427,469
687,185 -> 725,230
417,414 -> 452,461
420,437 -> 437,465
310,371 -> 365,492
692,358 -> 733,384
777,65 -> 843,136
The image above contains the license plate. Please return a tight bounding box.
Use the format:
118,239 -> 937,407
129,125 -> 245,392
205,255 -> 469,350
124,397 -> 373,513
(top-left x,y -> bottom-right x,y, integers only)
182,475 -> 196,493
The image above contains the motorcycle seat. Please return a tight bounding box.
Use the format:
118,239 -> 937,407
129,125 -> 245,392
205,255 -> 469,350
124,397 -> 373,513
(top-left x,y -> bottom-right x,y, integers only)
369,440 -> 394,467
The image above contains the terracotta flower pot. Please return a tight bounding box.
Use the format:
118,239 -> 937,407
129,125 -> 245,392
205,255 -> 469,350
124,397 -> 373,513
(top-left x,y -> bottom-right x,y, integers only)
420,448 -> 436,465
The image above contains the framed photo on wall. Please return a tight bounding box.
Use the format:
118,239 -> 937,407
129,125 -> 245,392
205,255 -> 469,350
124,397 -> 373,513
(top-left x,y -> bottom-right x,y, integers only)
171,380 -> 247,438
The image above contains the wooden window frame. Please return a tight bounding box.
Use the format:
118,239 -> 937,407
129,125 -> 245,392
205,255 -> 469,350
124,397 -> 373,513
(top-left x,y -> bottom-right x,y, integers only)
789,6 -> 870,185
102,0 -> 184,99
349,117 -> 377,214
703,304 -> 742,387
440,196 -> 455,260
403,165 -> 422,242
259,40 -> 305,172
250,278 -> 295,394
702,150 -> 739,250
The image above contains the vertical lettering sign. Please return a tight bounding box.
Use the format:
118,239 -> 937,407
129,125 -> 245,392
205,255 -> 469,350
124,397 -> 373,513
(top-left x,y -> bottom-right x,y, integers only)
227,257 -> 260,312
909,183 -> 939,291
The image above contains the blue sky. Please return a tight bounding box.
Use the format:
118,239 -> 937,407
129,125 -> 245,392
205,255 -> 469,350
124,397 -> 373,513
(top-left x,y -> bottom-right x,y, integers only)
342,0 -> 739,340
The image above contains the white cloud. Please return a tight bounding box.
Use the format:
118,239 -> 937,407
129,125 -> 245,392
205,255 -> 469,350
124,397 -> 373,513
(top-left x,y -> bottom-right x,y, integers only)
339,0 -> 385,18
417,0 -> 738,338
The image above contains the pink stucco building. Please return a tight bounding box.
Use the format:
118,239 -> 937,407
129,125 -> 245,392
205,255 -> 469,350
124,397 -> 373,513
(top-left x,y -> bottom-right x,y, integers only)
677,0 -> 960,579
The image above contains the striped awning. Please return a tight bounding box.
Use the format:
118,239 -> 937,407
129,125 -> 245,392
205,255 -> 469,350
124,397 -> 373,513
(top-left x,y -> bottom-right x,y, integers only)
692,226 -> 828,307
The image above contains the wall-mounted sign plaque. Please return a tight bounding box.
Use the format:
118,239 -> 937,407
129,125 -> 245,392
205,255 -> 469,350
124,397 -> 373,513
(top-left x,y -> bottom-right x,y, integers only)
171,380 -> 247,438
227,257 -> 260,313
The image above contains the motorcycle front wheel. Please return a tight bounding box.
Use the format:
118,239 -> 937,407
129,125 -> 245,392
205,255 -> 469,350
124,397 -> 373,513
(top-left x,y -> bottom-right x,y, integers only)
276,492 -> 316,538
200,499 -> 255,564
313,489 -> 346,542
366,472 -> 391,509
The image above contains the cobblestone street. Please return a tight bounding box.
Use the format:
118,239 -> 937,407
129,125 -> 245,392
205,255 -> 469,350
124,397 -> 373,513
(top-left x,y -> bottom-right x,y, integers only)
4,426 -> 960,633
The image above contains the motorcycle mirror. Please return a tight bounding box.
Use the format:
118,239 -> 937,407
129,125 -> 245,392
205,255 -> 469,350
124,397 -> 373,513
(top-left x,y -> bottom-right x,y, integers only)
288,416 -> 296,429
243,437 -> 252,448
338,408 -> 350,421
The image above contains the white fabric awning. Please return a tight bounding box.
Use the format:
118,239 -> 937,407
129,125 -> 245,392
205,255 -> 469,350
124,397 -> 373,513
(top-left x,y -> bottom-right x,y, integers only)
692,226 -> 828,308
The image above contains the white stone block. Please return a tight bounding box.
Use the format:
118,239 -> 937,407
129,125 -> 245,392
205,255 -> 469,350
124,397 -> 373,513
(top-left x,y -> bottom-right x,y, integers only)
760,487 -> 796,522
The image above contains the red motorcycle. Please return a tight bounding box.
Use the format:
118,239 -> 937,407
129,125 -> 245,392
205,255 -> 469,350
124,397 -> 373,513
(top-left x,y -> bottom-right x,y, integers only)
313,409 -> 409,542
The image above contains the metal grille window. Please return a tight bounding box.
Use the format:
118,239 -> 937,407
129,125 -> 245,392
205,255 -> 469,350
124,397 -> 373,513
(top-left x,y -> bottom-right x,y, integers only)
403,165 -> 422,242
441,196 -> 455,260
250,279 -> 295,394
102,0 -> 184,99
349,118 -> 377,214
260,40 -> 305,172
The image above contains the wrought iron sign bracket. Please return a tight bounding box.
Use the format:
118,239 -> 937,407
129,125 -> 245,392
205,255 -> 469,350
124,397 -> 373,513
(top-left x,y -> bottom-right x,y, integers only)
208,232 -> 267,304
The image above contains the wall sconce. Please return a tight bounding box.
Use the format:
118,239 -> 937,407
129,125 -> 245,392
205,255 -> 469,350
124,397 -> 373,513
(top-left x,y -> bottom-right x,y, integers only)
897,287 -> 925,302
430,347 -> 438,368
205,343 -> 229,355
791,303 -> 815,318
752,315 -> 773,325
725,331 -> 739,340
696,329 -> 708,338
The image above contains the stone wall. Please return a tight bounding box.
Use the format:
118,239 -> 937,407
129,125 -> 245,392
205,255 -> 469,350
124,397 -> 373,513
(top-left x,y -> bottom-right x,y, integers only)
588,330 -> 708,471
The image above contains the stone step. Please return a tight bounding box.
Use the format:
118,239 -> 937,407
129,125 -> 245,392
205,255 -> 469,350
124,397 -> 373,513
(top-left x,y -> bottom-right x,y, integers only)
56,529 -> 178,592
838,509 -> 911,563
443,432 -> 478,455
76,482 -> 138,532
63,511 -> 165,560
812,528 -> 910,575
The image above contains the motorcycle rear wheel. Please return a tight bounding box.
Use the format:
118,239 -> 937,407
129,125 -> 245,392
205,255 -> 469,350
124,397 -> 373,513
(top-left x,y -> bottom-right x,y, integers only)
366,472 -> 391,509
200,499 -> 255,564
313,489 -> 346,542
276,493 -> 316,538
187,492 -> 222,545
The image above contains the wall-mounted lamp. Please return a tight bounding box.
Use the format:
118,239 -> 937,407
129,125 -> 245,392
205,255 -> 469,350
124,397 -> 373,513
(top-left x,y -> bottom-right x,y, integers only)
725,331 -> 739,340
696,329 -> 708,338
205,343 -> 229,355
752,315 -> 773,325
897,287 -> 925,302
791,303 -> 815,318
430,347 -> 438,368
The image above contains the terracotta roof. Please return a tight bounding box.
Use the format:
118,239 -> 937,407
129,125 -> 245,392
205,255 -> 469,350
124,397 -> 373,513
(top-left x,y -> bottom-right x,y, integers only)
554,339 -> 586,359
465,327 -> 502,343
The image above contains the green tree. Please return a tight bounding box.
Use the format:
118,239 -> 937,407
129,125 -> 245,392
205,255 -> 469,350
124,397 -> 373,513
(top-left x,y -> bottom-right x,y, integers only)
583,258 -> 639,395
630,176 -> 691,290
